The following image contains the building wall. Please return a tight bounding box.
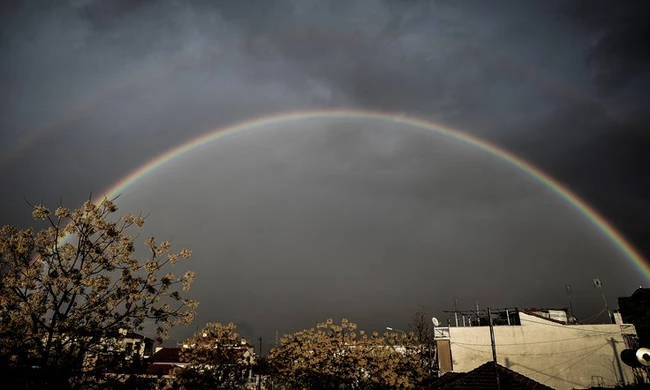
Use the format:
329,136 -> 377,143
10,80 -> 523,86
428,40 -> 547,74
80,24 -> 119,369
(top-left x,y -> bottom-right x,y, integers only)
619,288 -> 650,347
448,312 -> 637,389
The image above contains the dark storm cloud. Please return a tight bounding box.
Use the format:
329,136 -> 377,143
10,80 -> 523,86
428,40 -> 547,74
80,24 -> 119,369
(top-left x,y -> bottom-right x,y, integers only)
0,0 -> 340,221
225,0 -> 650,264
116,118 -> 638,345
238,1 -> 598,128
565,0 -> 650,97
495,0 -> 650,264
1,0 -> 649,344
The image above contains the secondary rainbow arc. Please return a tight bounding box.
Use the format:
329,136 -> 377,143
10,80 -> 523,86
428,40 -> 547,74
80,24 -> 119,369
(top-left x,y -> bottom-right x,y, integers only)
84,109 -> 650,280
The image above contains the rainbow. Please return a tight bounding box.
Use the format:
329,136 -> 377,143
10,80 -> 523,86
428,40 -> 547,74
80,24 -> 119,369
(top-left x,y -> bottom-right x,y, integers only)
89,109 -> 649,280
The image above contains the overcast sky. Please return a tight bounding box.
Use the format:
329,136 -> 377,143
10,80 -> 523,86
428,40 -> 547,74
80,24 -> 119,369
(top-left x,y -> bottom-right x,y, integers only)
1,0 -> 649,346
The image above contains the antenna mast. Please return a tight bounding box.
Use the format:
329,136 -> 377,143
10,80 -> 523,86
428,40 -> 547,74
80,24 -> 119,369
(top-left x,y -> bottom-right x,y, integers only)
593,278 -> 612,323
566,284 -> 575,321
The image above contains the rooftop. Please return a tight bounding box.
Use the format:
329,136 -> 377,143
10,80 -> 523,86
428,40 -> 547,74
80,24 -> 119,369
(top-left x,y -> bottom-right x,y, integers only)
428,361 -> 553,389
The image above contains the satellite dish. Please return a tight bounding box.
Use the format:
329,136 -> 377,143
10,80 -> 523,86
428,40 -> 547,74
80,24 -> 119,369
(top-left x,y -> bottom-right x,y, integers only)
637,348 -> 650,367
432,317 -> 439,327
621,347 -> 650,367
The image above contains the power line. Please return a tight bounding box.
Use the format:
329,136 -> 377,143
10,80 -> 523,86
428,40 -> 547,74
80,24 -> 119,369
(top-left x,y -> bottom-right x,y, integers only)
507,345 -> 608,388
453,342 -> 609,387
518,317 -> 622,334
578,308 -> 607,323
451,333 -> 613,347
453,340 -> 609,355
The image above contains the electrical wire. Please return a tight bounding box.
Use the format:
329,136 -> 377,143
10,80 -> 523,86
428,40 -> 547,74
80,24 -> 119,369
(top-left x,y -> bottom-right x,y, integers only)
577,308 -> 607,323
507,343 -> 611,387
452,340 -> 609,356
518,317 -> 621,334
450,332 -> 608,347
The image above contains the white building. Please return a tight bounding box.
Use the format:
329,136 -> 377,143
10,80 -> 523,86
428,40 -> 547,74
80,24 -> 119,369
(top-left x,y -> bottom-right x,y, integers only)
435,309 -> 646,389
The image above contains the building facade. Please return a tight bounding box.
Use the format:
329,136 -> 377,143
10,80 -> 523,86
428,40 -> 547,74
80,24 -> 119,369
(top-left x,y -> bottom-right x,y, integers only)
435,310 -> 645,389
619,288 -> 650,347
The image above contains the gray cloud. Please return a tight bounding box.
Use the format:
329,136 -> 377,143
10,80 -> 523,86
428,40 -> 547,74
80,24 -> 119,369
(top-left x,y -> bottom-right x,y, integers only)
1,0 -> 648,345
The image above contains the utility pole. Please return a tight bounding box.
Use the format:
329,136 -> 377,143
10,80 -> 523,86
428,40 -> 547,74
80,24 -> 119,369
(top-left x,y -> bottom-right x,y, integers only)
488,307 -> 500,390
566,284 -> 575,321
609,338 -> 625,386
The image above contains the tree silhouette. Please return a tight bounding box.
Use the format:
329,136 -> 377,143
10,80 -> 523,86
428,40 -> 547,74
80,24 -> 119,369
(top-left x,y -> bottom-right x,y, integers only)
268,318 -> 427,389
171,322 -> 254,390
0,199 -> 197,389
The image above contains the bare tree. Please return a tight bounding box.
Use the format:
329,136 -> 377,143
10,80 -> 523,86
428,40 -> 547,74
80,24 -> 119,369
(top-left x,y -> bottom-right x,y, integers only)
407,309 -> 438,383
